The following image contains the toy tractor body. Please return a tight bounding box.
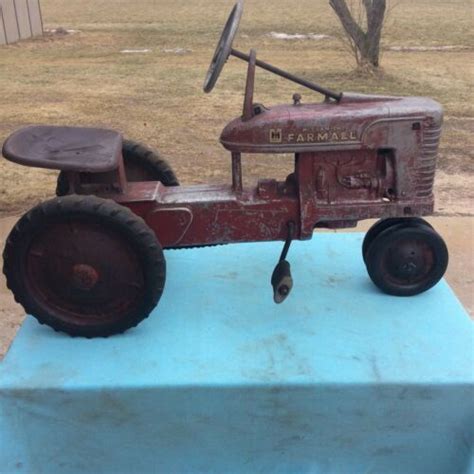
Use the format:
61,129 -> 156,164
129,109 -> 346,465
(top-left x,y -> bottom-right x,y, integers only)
1,1 -> 448,337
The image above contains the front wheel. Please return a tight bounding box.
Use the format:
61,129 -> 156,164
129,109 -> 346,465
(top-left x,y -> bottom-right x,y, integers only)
362,217 -> 433,266
3,195 -> 166,337
365,223 -> 448,296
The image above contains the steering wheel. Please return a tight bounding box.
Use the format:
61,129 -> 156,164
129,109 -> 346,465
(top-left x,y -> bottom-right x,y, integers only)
203,1 -> 243,93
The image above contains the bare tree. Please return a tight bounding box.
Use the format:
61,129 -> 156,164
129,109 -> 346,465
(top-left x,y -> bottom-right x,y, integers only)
330,0 -> 387,70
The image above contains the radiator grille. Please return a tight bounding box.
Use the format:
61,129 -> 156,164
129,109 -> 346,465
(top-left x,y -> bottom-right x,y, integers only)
415,124 -> 441,198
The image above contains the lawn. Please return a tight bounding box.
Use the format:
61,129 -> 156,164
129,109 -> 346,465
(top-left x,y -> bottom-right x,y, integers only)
0,0 -> 472,215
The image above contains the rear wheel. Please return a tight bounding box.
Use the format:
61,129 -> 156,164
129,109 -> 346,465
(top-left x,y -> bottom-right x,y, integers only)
365,223 -> 448,296
362,217 -> 433,265
3,195 -> 166,337
120,139 -> 179,184
56,139 -> 179,196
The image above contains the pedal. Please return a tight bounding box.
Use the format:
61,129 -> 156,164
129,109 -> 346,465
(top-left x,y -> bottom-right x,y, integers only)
271,259 -> 293,303
271,221 -> 295,304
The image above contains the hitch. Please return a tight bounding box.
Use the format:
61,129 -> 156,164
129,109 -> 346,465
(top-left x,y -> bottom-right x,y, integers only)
271,222 -> 295,304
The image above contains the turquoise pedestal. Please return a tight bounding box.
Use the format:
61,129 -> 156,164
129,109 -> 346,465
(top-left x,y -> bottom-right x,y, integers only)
1,234 -> 473,473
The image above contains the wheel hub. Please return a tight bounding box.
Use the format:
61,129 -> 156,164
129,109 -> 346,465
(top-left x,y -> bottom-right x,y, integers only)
400,261 -> 418,275
384,238 -> 433,285
71,264 -> 99,291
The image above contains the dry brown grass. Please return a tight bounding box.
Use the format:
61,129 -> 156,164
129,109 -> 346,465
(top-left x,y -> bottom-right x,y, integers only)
0,0 -> 472,215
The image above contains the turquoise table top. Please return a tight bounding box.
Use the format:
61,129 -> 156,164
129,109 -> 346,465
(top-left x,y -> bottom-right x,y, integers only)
1,234 -> 473,473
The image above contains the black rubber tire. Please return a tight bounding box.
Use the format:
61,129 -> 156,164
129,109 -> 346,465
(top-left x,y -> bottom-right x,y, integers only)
121,139 -> 179,185
366,223 -> 448,297
3,195 -> 166,337
362,217 -> 433,265
56,139 -> 179,196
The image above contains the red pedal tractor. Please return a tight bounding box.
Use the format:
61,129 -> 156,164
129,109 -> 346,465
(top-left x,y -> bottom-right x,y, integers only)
2,2 -> 448,337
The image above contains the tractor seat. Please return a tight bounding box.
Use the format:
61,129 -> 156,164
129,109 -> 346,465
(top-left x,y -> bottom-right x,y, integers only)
2,125 -> 122,173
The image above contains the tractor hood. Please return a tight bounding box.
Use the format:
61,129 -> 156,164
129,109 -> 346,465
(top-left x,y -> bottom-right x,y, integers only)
220,93 -> 443,153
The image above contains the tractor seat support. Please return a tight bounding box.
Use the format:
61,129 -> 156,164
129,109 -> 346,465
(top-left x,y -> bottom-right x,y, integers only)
2,125 -> 122,173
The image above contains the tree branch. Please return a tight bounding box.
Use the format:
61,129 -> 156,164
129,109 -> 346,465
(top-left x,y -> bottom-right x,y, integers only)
329,0 -> 367,48
330,0 -> 387,68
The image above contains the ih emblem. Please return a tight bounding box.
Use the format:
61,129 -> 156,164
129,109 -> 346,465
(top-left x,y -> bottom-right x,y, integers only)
269,129 -> 283,143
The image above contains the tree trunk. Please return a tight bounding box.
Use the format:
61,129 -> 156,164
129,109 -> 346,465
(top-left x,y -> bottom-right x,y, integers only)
330,0 -> 387,68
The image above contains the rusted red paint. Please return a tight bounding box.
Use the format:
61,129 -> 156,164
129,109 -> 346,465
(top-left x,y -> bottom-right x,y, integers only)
89,92 -> 441,247
118,183 -> 299,247
220,94 -> 441,154
2,93 -> 442,251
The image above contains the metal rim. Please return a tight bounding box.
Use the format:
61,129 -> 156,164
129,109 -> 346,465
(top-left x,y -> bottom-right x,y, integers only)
24,217 -> 146,328
378,235 -> 435,289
